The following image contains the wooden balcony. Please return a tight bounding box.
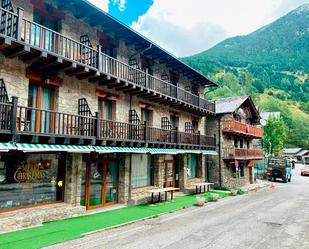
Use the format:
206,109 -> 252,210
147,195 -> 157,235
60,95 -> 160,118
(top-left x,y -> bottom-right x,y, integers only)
222,147 -> 264,160
222,120 -> 263,138
0,101 -> 216,150
0,7 -> 215,116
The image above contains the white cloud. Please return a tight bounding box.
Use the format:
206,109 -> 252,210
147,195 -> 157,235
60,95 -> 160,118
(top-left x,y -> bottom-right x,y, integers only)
112,0 -> 126,12
132,0 -> 309,57
88,0 -> 109,12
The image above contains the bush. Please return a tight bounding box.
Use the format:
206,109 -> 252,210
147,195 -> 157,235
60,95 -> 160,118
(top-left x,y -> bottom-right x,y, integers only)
214,185 -> 231,191
237,188 -> 245,195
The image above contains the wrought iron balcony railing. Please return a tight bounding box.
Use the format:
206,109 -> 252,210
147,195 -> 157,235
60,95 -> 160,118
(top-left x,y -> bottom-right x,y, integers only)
0,7 -> 215,114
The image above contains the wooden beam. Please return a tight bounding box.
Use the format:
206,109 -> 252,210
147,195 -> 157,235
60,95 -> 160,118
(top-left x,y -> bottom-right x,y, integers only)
6,45 -> 31,58
23,51 -> 48,64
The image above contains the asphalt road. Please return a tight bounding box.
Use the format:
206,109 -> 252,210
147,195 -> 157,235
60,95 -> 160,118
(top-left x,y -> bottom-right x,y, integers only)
48,164 -> 309,249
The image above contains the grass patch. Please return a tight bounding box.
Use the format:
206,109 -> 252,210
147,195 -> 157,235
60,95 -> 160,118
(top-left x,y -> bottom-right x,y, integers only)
0,191 -> 230,249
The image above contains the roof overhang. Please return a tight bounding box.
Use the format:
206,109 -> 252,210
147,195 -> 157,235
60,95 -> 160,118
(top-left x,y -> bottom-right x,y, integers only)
51,0 -> 218,87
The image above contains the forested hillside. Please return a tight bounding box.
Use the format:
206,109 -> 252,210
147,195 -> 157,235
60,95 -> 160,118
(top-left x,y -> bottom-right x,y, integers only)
183,4 -> 309,147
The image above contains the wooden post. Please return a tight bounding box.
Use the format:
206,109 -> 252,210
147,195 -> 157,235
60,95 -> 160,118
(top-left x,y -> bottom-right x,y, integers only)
198,130 -> 201,148
176,83 -> 179,99
97,45 -> 102,71
144,121 -> 147,143
10,96 -> 18,137
145,68 -> 149,88
95,112 -> 100,139
175,126 -> 178,145
16,8 -> 24,41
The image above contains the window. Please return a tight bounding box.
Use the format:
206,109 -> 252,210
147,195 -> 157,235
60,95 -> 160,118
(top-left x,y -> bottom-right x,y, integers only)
234,139 -> 238,148
240,139 -> 244,148
0,153 -> 65,211
131,155 -> 153,188
170,115 -> 179,129
247,140 -> 250,149
28,83 -> 56,133
32,10 -> 61,51
239,163 -> 245,177
98,99 -> 114,121
141,109 -> 153,126
187,154 -> 198,178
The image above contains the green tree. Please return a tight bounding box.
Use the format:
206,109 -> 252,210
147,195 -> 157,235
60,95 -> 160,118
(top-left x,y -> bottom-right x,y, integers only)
262,116 -> 287,156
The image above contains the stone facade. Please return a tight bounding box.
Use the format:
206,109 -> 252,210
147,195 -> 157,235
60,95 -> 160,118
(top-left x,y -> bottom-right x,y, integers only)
0,0 -> 213,233
206,101 -> 262,189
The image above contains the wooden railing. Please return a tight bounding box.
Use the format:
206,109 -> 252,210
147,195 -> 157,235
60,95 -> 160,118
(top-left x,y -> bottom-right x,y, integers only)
222,148 -> 263,159
16,105 -> 97,137
222,120 -> 263,138
0,102 -> 216,148
0,7 -> 215,114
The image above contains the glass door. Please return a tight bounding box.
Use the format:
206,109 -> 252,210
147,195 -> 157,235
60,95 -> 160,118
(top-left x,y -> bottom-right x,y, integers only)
86,159 -> 118,209
104,161 -> 118,205
88,162 -> 104,208
164,160 -> 175,187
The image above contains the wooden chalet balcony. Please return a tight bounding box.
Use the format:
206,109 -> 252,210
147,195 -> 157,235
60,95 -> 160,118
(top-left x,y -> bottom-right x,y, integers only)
0,7 -> 215,116
222,120 -> 263,138
222,147 -> 264,160
0,101 -> 216,149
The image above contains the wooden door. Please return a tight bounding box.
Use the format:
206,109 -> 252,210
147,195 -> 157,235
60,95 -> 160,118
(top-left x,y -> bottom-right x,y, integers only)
86,158 -> 118,210
164,160 -> 175,187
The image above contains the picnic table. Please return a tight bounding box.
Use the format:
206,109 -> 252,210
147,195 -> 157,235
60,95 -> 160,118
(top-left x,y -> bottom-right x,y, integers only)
193,182 -> 214,194
148,187 -> 180,203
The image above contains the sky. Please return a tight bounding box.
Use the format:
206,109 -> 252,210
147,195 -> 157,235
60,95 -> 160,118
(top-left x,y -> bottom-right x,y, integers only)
88,0 -> 309,57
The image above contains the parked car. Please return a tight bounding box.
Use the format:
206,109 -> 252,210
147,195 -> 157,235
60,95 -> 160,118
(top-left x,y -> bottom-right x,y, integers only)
267,158 -> 292,183
301,156 -> 309,176
301,165 -> 309,176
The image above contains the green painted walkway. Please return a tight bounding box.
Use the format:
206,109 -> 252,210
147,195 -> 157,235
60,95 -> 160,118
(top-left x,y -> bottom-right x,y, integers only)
0,191 -> 230,249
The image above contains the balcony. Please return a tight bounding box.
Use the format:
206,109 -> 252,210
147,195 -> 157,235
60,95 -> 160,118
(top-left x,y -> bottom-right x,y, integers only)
0,101 -> 216,150
222,147 -> 264,160
222,120 -> 263,138
0,7 -> 215,116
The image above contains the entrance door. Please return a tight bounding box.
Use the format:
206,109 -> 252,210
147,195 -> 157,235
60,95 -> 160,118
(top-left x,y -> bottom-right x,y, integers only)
164,160 -> 175,187
86,159 -> 118,209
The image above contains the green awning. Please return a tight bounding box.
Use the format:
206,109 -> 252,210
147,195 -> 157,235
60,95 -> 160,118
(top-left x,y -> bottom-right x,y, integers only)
95,146 -> 149,154
0,143 -> 16,152
16,144 -> 94,153
148,148 -> 179,155
201,150 -> 218,156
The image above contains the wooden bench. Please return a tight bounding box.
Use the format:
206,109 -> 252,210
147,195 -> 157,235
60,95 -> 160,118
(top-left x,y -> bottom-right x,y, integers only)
148,187 -> 180,203
193,182 -> 214,194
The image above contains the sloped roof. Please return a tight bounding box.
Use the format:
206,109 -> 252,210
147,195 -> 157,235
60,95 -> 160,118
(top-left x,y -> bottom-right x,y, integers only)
215,96 -> 249,114
296,150 -> 309,156
283,148 -> 303,154
48,0 -> 217,87
214,96 -> 260,120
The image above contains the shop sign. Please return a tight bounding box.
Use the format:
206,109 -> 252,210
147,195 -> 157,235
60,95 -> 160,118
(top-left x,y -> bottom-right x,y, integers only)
14,163 -> 46,183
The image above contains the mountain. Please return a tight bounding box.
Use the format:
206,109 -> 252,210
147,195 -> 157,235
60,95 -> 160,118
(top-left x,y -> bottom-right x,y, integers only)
182,4 -> 309,147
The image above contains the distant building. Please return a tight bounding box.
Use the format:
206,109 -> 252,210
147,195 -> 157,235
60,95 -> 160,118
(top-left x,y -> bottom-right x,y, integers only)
206,96 -> 263,189
283,148 -> 303,158
296,149 -> 309,162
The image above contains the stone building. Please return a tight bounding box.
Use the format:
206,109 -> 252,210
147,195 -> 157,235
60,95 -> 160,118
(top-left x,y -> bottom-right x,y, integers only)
0,0 -> 217,232
206,96 -> 263,189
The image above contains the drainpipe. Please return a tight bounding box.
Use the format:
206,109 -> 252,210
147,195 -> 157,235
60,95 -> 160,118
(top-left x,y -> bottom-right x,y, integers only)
129,43 -> 153,61
218,116 -> 222,187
